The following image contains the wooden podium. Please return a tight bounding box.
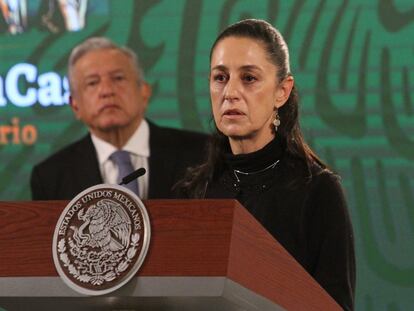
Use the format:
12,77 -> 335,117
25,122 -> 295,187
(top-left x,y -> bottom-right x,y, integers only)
0,200 -> 341,311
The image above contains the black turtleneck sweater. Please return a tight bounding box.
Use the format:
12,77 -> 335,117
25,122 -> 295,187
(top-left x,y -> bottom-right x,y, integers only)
204,138 -> 356,311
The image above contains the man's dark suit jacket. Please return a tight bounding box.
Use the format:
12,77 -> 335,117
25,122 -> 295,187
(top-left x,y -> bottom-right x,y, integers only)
30,121 -> 208,200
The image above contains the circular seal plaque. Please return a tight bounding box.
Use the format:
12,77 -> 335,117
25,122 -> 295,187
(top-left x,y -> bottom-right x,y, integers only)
52,184 -> 151,295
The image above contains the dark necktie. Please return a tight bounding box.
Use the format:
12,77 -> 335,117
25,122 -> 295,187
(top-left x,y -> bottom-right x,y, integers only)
110,150 -> 139,196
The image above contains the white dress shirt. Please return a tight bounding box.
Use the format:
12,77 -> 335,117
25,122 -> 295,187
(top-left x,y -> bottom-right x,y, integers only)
91,120 -> 150,199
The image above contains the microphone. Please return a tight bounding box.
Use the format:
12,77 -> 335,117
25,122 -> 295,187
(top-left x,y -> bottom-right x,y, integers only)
119,167 -> 146,185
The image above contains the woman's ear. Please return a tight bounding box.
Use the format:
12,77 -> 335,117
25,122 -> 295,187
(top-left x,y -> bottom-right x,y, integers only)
275,76 -> 294,108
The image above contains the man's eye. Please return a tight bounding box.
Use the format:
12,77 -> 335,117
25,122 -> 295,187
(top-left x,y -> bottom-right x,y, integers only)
86,80 -> 98,86
113,75 -> 125,81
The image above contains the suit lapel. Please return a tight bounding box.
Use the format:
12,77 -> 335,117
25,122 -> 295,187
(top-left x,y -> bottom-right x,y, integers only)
72,134 -> 103,192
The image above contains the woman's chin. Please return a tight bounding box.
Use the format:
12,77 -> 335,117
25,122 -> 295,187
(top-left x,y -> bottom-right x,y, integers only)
220,128 -> 248,138
217,121 -> 245,135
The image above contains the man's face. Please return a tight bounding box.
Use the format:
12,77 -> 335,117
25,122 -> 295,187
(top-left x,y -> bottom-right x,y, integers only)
70,48 -> 151,139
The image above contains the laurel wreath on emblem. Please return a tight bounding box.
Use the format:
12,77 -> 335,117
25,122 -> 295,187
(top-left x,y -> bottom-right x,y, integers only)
57,233 -> 140,286
56,198 -> 143,286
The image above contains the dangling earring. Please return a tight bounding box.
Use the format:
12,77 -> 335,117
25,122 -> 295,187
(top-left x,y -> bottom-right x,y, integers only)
273,108 -> 281,132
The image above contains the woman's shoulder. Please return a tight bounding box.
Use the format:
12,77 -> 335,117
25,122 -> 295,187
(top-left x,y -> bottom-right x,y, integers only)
305,162 -> 348,215
309,161 -> 342,189
280,155 -> 342,190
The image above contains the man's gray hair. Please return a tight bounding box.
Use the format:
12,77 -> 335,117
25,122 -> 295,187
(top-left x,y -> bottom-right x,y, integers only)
68,37 -> 144,93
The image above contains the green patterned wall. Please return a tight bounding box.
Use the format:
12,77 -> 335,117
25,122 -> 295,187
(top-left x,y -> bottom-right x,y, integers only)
0,1 -> 413,309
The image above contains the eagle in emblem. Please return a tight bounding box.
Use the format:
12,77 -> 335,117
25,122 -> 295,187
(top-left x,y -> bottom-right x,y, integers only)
71,199 -> 132,252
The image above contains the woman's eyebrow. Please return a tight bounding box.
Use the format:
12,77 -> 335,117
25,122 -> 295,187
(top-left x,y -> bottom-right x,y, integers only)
211,64 -> 262,71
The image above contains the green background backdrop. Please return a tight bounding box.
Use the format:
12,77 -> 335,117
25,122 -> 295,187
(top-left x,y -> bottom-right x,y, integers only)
0,1 -> 413,310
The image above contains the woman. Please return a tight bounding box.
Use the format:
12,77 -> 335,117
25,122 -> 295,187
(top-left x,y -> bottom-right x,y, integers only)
177,19 -> 355,310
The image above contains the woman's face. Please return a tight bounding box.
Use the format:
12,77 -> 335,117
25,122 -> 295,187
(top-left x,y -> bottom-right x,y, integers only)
210,36 -> 293,153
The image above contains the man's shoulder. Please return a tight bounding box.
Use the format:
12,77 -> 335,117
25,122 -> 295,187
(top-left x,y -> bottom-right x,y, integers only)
30,134 -> 101,200
33,134 -> 92,170
149,122 -> 209,146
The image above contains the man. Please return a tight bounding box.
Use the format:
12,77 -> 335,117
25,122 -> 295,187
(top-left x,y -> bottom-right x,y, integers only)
31,37 -> 208,200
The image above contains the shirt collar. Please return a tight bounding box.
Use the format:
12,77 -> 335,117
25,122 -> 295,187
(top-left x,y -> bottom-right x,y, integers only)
91,119 -> 150,165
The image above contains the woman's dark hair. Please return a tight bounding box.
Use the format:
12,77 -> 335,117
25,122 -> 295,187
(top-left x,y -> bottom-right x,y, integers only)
178,19 -> 326,198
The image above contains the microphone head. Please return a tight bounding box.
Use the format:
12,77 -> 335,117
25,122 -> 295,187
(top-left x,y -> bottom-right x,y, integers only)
121,167 -> 146,185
